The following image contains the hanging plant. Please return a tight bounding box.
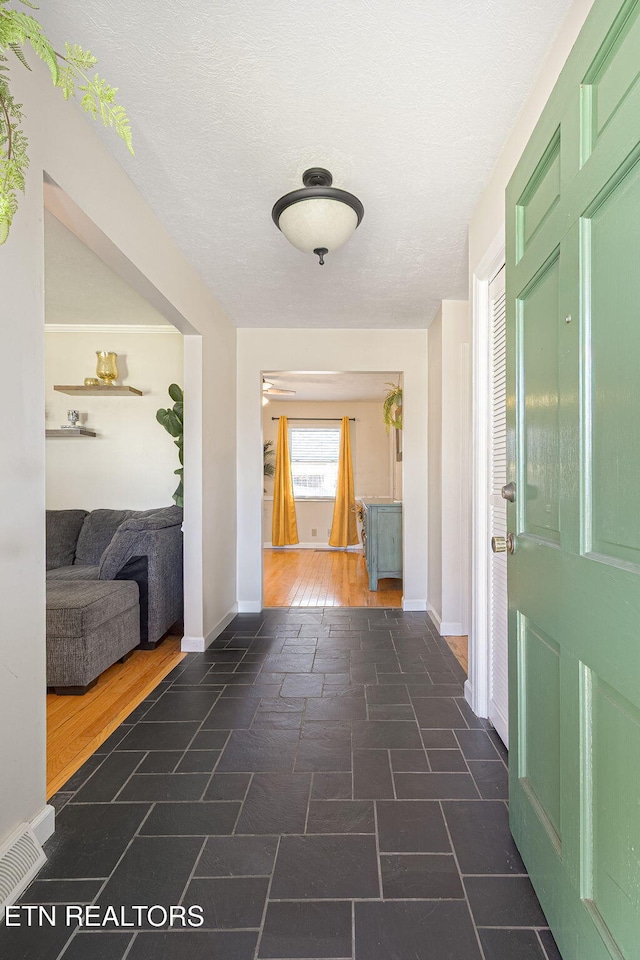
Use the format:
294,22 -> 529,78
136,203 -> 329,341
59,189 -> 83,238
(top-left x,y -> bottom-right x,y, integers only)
382,382 -> 403,432
0,0 -> 133,244
156,384 -> 183,507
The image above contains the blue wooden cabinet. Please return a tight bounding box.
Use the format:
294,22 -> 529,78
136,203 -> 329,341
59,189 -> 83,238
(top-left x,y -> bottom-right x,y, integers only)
359,499 -> 402,591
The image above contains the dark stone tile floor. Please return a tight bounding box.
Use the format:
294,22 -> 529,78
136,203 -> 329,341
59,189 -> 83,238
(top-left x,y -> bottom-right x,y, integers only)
2,609 -> 562,959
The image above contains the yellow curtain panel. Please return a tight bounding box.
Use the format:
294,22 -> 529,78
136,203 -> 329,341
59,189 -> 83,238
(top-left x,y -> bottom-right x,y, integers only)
329,416 -> 359,547
272,416 -> 299,547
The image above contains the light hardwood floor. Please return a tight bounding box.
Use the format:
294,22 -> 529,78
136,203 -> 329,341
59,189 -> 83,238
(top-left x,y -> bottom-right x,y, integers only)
47,636 -> 185,798
264,548 -> 403,607
445,635 -> 468,674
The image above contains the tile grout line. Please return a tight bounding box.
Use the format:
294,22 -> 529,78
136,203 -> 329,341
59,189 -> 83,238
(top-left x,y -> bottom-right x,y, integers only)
177,835 -> 208,906
438,799 -> 489,960
351,898 -> 356,960
252,835 -> 282,960
372,802 -> 384,901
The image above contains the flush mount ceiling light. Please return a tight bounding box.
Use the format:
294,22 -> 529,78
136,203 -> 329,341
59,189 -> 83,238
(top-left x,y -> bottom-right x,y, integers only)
272,168 -> 364,265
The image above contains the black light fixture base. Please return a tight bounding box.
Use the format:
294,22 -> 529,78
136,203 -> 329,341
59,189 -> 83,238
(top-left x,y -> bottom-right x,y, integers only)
272,168 -> 364,261
302,168 -> 333,188
272,172 -> 365,230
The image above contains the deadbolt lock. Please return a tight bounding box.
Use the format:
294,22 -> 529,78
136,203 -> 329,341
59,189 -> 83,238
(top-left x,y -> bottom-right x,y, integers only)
491,534 -> 516,555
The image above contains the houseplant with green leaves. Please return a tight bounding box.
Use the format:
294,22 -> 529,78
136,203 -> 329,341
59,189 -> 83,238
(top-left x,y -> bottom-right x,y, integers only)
382,382 -> 403,432
156,384 -> 183,508
264,440 -> 275,480
0,0 -> 133,243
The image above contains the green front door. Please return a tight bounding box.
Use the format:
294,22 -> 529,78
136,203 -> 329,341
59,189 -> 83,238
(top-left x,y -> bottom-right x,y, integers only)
506,2 -> 640,958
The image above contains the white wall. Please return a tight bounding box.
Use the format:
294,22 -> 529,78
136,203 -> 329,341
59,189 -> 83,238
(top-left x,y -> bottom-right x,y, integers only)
262,399 -> 393,546
0,59 -> 236,853
427,309 -> 443,619
427,301 -> 471,636
45,329 -> 183,510
238,330 -> 428,611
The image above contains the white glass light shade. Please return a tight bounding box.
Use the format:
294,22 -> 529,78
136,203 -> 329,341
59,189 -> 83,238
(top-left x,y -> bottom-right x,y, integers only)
277,198 -> 359,255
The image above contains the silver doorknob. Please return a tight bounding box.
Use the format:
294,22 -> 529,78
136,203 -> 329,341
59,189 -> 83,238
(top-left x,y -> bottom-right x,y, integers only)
501,482 -> 516,502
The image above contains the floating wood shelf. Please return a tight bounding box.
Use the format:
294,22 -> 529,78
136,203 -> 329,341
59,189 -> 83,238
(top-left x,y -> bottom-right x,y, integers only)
46,427 -> 97,438
53,385 -> 143,396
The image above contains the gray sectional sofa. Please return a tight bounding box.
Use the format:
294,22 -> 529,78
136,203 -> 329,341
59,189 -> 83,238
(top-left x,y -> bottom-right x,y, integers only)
46,506 -> 183,694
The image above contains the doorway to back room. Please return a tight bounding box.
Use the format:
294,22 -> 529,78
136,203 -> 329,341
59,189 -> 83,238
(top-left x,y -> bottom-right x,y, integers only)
261,371 -> 403,607
43,207 -> 186,798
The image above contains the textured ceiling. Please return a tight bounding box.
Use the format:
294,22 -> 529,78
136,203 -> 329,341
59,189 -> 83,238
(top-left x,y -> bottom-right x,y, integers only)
37,1 -> 572,328
263,371 -> 401,402
44,211 -> 171,325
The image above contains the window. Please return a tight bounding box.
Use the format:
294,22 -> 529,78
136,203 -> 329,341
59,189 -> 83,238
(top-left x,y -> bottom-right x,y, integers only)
289,427 -> 340,498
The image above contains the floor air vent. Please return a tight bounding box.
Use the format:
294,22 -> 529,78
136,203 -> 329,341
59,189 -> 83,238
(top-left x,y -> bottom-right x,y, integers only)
0,825 -> 46,922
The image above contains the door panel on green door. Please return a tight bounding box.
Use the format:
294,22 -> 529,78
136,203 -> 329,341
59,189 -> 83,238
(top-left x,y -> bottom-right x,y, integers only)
517,252 -> 561,546
585,158 -> 640,567
518,616 -> 562,848
517,128 -> 562,260
589,675 -> 640,960
582,0 -> 640,161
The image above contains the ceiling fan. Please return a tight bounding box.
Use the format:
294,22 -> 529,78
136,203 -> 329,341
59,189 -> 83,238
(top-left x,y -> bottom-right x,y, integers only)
262,379 -> 296,396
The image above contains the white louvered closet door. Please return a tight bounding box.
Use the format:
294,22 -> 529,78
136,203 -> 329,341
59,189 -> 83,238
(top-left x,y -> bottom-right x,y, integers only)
488,265 -> 509,747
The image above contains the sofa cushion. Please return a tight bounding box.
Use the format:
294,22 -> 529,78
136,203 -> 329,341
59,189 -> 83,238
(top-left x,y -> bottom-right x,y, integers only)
46,510 -> 88,570
96,505 -> 182,578
75,509 -> 133,566
102,506 -> 183,547
46,565 -> 100,582
46,580 -> 139,638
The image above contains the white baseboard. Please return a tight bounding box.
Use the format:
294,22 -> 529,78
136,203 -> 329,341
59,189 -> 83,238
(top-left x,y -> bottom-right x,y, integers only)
31,805 -> 55,846
204,607 -> 238,649
237,601 -> 262,613
427,605 -> 462,636
263,543 -> 361,551
427,605 -> 442,632
489,702 -> 509,747
464,678 -> 474,708
182,606 -> 239,652
402,599 -> 427,612
181,635 -> 205,652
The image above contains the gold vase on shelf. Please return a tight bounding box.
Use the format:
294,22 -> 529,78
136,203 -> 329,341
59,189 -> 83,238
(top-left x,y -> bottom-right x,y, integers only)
96,351 -> 118,385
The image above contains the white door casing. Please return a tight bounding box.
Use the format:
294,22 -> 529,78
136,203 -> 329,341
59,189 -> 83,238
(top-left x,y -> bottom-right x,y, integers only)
468,229 -> 504,722
487,266 -> 508,746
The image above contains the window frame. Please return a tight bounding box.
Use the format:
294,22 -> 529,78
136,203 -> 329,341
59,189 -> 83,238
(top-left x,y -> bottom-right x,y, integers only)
288,425 -> 341,500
